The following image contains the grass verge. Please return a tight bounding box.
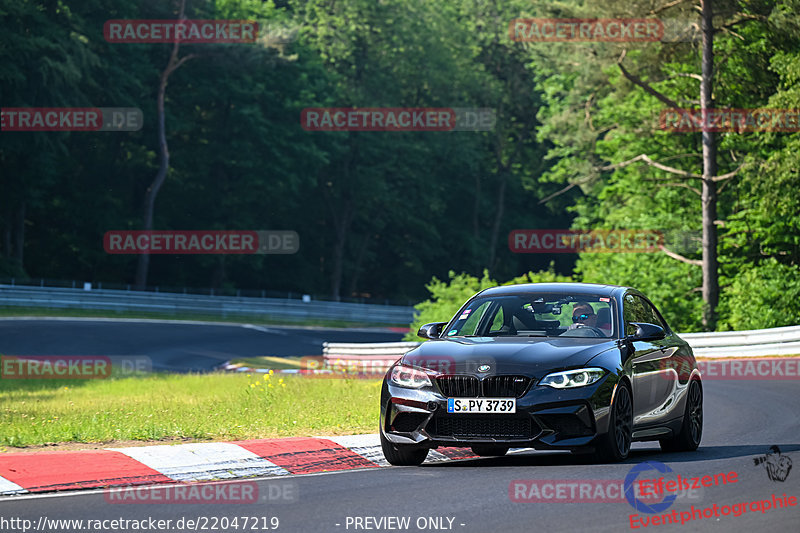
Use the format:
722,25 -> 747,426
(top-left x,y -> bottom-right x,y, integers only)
0,372 -> 381,450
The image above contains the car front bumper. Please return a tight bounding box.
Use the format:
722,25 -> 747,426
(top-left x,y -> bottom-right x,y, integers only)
380,374 -> 619,450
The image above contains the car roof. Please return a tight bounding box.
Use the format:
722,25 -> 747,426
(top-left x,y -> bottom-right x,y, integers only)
477,282 -> 629,298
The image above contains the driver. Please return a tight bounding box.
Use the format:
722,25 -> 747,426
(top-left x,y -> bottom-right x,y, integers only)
568,302 -> 598,330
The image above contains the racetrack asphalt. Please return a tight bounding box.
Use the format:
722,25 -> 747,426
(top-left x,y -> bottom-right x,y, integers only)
1,372 -> 798,531
0,318 -> 404,372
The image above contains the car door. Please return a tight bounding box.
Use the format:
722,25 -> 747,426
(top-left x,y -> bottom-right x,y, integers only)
624,293 -> 676,427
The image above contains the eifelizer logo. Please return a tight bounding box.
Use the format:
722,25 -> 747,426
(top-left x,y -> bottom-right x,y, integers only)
660,108 -> 800,132
103,230 -> 299,255
625,461 -> 681,514
509,18 -> 664,42
625,461 -> 739,528
104,20 -> 258,44
1,108 -> 142,132
509,229 -> 663,253
301,108 -> 495,132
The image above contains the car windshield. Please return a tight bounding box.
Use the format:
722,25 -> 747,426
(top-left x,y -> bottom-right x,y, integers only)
444,293 -> 616,338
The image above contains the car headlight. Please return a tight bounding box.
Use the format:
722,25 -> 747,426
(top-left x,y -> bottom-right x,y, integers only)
540,368 -> 606,389
389,364 -> 432,389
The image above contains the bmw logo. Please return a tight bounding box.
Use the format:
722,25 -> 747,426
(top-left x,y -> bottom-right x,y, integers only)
478,364 -> 491,372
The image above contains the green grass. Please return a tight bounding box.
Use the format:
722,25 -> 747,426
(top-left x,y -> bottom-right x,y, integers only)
0,306 -> 389,329
0,372 -> 381,449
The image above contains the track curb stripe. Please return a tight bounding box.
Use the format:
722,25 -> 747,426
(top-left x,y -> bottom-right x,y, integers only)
0,450 -> 172,494
108,442 -> 289,482
0,434 -> 478,496
0,475 -> 27,495
236,437 -> 377,474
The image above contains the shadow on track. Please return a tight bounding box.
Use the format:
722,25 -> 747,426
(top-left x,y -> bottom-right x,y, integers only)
420,443 -> 800,468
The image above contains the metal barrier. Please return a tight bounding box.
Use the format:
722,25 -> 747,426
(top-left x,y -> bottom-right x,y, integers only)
681,324 -> 800,357
323,324 -> 800,365
0,285 -> 414,325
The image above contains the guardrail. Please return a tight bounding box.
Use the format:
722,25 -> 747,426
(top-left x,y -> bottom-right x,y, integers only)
681,324 -> 800,357
0,285 -> 415,325
323,324 -> 800,367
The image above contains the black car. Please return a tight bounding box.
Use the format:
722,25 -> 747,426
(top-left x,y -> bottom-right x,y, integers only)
380,282 -> 703,465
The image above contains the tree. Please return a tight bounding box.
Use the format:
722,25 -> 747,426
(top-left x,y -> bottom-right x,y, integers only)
134,0 -> 197,289
529,0 -> 775,330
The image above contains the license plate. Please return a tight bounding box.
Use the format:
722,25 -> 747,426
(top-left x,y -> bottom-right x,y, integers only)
446,398 -> 516,413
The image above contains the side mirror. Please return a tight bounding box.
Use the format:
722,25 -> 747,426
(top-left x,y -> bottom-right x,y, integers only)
417,322 -> 447,339
627,322 -> 666,342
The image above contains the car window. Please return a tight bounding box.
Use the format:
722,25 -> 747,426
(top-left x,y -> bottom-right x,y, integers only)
455,301 -> 491,335
489,306 -> 505,333
624,294 -> 666,335
640,297 -> 668,331
445,293 -> 615,338
624,294 -> 647,336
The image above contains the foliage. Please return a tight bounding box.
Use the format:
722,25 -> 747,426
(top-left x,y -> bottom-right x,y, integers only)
719,259 -> 800,331
1,0 -> 798,330
404,267 -> 573,341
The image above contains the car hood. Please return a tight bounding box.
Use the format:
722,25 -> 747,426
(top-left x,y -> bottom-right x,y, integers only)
400,337 -> 618,377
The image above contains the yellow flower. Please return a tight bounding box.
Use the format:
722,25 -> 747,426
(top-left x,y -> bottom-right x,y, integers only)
263,374 -> 270,380
250,384 -> 256,388
269,369 -> 274,375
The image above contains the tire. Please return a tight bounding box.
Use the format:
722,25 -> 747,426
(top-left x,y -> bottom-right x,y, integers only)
660,379 -> 702,452
594,382 -> 633,463
380,431 -> 429,466
471,445 -> 509,457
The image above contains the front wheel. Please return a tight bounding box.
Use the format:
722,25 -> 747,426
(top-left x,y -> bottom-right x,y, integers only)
380,431 -> 429,466
660,379 -> 702,452
594,382 -> 633,463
